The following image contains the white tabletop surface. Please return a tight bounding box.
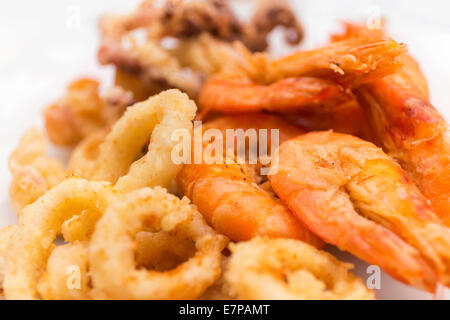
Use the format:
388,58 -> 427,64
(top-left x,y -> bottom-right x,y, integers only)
0,0 -> 449,300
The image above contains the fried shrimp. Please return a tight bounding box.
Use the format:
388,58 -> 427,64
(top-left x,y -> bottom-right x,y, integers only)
269,131 -> 450,292
333,24 -> 450,226
281,97 -> 380,143
89,187 -> 228,299
177,114 -> 323,247
225,237 -> 374,300
199,76 -> 351,114
257,36 -> 406,86
199,34 -> 405,117
70,89 -> 196,193
199,76 -> 375,140
3,178 -> 115,299
44,78 -> 134,147
9,128 -> 66,214
358,66 -> 450,226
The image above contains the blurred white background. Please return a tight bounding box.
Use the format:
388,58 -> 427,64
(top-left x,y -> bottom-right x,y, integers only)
0,0 -> 449,300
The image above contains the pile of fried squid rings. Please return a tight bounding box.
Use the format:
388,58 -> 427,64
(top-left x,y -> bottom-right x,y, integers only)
0,0 -> 449,300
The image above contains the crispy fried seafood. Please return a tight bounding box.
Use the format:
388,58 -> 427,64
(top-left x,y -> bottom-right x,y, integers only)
200,76 -> 351,114
70,89 -> 196,192
3,177 -> 227,299
334,24 -> 450,226
177,114 -> 323,246
198,34 -> 405,138
38,234 -> 199,300
37,241 -> 91,300
44,78 -> 134,147
0,226 -> 17,298
199,75 -> 376,140
98,0 -> 303,98
225,237 -> 374,300
35,187 -> 227,300
269,132 -> 450,292
9,128 -> 66,214
3,178 -> 115,299
90,187 -> 228,299
199,33 -> 406,113
282,98 -> 380,143
99,0 -> 302,50
3,0 -> 450,301
252,36 -> 406,86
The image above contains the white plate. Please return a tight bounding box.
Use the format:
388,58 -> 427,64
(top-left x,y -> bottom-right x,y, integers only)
0,0 -> 448,300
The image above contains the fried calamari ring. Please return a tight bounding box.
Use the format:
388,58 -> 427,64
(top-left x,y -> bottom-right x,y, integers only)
89,187 -> 228,299
37,241 -> 91,300
225,237 -> 374,300
70,89 -> 196,193
3,178 -> 115,299
37,231 -> 200,300
9,128 -> 66,214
